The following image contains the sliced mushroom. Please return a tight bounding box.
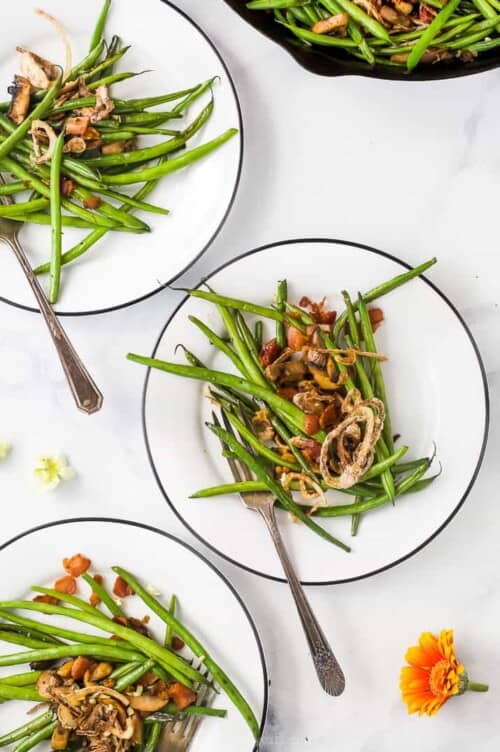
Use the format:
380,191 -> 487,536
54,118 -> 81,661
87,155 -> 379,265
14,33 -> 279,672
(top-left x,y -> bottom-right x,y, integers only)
63,137 -> 87,154
37,669 -> 62,699
90,85 -> 115,123
51,723 -> 70,751
311,12 -> 348,34
17,47 -> 58,90
7,75 -> 31,125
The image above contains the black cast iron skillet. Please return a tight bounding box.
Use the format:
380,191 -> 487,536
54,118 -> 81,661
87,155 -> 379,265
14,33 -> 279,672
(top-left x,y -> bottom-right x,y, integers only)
223,0 -> 500,80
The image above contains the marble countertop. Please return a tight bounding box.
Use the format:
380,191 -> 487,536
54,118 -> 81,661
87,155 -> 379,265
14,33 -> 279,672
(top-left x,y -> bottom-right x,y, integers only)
1,1 -> 499,749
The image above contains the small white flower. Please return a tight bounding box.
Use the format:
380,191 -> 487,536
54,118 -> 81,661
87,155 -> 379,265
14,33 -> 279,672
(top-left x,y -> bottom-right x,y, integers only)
146,584 -> 161,596
0,441 -> 11,460
33,454 -> 75,492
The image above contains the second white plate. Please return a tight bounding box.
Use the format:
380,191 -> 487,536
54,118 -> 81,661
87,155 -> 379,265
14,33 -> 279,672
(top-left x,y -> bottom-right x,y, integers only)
142,239 -> 488,584
0,0 -> 242,314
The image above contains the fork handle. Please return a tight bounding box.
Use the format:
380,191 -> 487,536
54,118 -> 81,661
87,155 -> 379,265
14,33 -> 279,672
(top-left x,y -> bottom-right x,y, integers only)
258,502 -> 345,696
8,236 -> 103,414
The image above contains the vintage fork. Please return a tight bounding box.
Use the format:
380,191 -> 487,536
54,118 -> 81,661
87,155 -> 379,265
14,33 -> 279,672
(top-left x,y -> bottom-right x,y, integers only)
214,410 -> 346,697
0,175 -> 103,414
157,665 -> 217,752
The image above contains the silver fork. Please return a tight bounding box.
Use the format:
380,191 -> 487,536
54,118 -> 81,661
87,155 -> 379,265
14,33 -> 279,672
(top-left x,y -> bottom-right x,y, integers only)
214,410 -> 346,697
0,174 -> 103,414
157,665 -> 217,752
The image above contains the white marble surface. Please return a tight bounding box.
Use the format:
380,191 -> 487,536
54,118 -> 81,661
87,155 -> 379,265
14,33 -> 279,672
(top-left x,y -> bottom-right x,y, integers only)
1,1 -> 500,749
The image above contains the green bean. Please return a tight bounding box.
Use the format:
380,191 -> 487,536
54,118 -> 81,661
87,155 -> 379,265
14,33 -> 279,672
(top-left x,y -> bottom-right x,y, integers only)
0,643 -> 145,668
12,723 -> 56,752
118,85 -> 204,113
275,280 -> 287,348
247,0 -> 311,7
407,0 -> 461,69
127,356 -> 311,436
351,500 -> 362,536
188,315 -> 245,373
254,321 -> 263,351
333,258 -> 437,343
171,78 -> 218,116
81,45 -> 131,81
68,39 -> 106,80
187,289 -> 306,331
87,71 -> 147,91
0,198 -> 48,217
223,408 -> 298,470
0,671 -> 41,687
236,312 -> 262,366
101,128 -> 237,185
114,658 -> 155,692
98,189 -> 169,216
147,703 -> 227,720
0,711 -> 53,747
3,598 -> 204,687
312,460 -> 431,517
86,134 -> 185,169
89,0 -> 112,52
34,163 -> 166,274
0,156 -> 117,228
319,0 -> 376,63
208,422 -> 350,551
48,130 -> 65,304
103,125 -> 181,137
81,572 -> 123,617
0,610 -> 133,652
0,180 -> 30,196
221,308 -> 266,385
164,595 -> 177,648
445,21 -> 500,47
466,34 -> 500,48
0,73 -> 62,160
0,685 -> 43,702
4,213 -> 118,230
357,294 -> 394,452
112,567 -> 261,741
143,721 -> 162,752
0,631 -> 55,650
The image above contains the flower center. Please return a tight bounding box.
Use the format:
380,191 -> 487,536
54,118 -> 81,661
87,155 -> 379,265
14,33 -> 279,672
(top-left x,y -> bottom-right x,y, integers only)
429,659 -> 459,698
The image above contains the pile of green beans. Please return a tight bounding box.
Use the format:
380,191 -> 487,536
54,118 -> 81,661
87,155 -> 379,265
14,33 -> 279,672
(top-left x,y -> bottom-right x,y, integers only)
128,257 -> 440,547
0,0 -> 237,303
0,562 -> 259,751
245,0 -> 500,70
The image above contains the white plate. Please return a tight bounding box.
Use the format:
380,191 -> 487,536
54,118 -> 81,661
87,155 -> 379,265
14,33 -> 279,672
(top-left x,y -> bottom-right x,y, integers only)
0,0 -> 242,314
142,239 -> 489,584
0,519 -> 267,750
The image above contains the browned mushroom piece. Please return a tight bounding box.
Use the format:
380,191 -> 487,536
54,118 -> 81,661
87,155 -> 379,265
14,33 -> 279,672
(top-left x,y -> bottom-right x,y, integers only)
7,75 -> 31,125
37,669 -> 63,700
311,12 -> 349,34
308,364 -> 347,391
63,137 -> 87,155
101,139 -> 136,156
51,723 -> 70,751
16,47 -> 58,90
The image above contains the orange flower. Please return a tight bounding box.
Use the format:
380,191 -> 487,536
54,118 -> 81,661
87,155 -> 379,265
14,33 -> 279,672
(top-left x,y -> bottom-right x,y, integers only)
400,629 -> 488,717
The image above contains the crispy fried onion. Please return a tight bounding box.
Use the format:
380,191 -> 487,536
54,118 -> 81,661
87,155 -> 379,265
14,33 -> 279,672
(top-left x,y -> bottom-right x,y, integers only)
30,119 -> 57,164
281,471 -> 327,516
34,9 -> 73,81
319,390 -> 385,489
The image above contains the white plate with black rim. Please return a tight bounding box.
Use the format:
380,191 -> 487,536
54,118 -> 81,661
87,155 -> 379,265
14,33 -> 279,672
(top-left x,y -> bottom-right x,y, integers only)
0,518 -> 267,750
141,239 -> 489,585
0,0 -> 242,315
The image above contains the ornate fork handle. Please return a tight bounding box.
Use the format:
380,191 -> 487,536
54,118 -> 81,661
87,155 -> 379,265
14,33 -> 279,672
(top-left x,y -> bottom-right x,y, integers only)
258,501 -> 346,696
8,235 -> 103,414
